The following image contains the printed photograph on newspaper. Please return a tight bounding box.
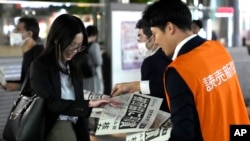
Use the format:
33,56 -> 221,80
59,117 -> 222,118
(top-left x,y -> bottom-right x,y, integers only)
126,127 -> 172,141
126,110 -> 172,141
95,93 -> 163,135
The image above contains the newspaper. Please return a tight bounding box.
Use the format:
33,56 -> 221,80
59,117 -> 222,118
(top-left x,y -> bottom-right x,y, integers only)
83,89 -> 111,118
83,89 -> 107,100
126,110 -> 172,141
90,108 -> 104,118
126,127 -> 172,141
95,93 -> 163,135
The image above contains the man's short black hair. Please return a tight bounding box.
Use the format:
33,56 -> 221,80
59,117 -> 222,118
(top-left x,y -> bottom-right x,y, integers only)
192,20 -> 203,28
18,17 -> 40,40
136,19 -> 152,39
86,25 -> 98,37
142,0 -> 192,32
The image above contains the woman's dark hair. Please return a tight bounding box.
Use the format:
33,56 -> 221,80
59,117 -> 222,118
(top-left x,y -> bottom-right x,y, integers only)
18,17 -> 40,40
142,0 -> 192,32
40,14 -> 88,77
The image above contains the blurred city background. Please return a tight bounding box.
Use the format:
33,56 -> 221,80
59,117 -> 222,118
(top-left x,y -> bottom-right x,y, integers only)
0,0 -> 249,49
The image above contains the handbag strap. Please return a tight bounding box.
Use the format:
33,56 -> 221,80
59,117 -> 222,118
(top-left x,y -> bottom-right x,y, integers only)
19,70 -> 30,95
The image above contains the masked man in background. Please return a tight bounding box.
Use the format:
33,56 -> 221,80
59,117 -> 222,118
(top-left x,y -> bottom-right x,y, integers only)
112,19 -> 172,112
2,17 -> 44,92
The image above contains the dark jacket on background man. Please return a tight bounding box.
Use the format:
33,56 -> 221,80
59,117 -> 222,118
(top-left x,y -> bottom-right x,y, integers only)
21,44 -> 44,95
141,48 -> 172,112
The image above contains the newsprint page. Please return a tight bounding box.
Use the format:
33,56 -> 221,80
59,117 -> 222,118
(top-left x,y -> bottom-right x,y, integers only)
90,93 -> 172,141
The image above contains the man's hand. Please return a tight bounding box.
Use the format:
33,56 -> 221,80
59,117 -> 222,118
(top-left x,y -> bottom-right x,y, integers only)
89,97 -> 121,108
111,81 -> 140,96
3,83 -> 20,91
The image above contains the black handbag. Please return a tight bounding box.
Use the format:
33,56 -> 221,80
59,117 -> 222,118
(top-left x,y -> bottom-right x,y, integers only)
3,76 -> 45,141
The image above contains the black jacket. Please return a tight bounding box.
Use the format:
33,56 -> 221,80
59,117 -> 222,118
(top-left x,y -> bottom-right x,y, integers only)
141,48 -> 172,112
30,56 -> 92,141
20,44 -> 44,83
21,44 -> 44,95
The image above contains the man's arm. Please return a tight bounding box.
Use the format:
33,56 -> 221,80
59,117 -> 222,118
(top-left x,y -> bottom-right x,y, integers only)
166,68 -> 202,141
111,81 -> 150,96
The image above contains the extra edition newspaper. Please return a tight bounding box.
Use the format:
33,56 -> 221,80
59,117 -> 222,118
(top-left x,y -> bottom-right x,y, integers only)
95,93 -> 163,135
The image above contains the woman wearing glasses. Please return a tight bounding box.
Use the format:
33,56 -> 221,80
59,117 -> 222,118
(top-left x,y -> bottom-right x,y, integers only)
29,14 -> 120,141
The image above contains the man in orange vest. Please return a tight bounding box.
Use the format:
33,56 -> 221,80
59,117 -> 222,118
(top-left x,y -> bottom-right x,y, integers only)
142,0 -> 249,141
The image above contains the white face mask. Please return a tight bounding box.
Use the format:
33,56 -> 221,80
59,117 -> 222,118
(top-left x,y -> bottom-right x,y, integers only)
9,33 -> 26,47
138,42 -> 154,58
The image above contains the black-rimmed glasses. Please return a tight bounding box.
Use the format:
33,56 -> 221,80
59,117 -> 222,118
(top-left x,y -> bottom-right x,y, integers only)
66,45 -> 87,53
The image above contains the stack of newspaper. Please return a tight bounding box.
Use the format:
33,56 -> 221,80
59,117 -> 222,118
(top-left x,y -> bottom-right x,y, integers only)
90,93 -> 172,141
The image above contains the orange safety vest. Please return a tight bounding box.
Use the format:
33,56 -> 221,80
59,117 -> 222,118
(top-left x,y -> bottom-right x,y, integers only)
164,40 -> 250,141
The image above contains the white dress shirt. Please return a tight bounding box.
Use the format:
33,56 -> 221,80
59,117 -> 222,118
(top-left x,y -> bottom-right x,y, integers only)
58,71 -> 78,123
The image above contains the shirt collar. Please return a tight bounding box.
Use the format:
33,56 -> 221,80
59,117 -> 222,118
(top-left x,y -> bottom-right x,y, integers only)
172,34 -> 197,60
151,47 -> 160,55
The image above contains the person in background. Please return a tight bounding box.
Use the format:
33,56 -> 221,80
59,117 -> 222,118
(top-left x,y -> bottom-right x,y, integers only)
83,25 -> 104,134
29,14 -> 120,141
211,30 -> 218,41
99,41 -> 111,95
83,25 -> 103,94
142,0 -> 249,141
112,18 -> 172,112
3,17 -> 44,92
191,19 -> 206,39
